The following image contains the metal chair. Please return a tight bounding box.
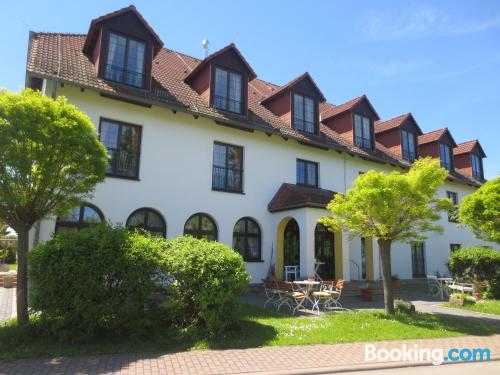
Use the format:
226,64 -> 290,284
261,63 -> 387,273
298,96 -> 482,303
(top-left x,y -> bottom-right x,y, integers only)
276,280 -> 306,314
312,280 -> 336,313
284,265 -> 300,281
262,278 -> 280,309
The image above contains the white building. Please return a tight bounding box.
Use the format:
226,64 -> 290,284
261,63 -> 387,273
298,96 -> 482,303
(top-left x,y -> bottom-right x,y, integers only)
25,6 -> 493,283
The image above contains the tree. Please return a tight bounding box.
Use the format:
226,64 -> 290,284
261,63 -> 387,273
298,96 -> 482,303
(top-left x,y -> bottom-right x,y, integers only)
0,89 -> 108,325
459,177 -> 500,244
320,158 -> 451,315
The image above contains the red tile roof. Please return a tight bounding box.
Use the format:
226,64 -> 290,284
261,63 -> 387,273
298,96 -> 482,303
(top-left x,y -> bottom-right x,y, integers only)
83,5 -> 163,57
418,128 -> 456,147
375,113 -> 423,135
268,183 -> 336,212
260,72 -> 326,104
185,43 -> 257,82
26,31 -> 481,188
27,33 -> 407,168
454,140 -> 486,157
320,95 -> 380,122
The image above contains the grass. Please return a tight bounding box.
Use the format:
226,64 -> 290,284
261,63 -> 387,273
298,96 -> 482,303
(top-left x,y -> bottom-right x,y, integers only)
0,304 -> 498,361
444,300 -> 500,315
8,263 -> 16,271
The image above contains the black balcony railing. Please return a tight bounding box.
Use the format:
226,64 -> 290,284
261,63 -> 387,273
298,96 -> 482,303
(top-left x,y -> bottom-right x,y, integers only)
293,118 -> 315,134
104,64 -> 145,88
441,160 -> 453,171
402,150 -> 417,162
212,166 -> 242,192
355,136 -> 372,150
213,95 -> 242,114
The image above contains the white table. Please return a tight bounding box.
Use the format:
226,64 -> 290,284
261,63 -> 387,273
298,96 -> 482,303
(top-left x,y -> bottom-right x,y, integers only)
293,280 -> 320,307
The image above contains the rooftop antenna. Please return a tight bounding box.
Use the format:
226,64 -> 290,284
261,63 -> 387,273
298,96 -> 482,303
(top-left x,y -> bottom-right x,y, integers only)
202,38 -> 209,58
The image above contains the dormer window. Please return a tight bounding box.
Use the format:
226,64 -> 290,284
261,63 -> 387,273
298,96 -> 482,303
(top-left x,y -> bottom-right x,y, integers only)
401,129 -> 417,161
105,32 -> 146,88
471,153 -> 484,180
354,114 -> 372,149
293,93 -> 316,134
213,67 -> 243,114
439,143 -> 453,171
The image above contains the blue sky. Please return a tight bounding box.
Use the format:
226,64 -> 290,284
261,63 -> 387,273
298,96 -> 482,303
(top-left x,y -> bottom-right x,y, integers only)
1,0 -> 499,179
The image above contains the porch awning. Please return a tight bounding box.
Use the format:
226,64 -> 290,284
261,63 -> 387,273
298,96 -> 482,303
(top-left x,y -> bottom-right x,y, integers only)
268,183 -> 336,212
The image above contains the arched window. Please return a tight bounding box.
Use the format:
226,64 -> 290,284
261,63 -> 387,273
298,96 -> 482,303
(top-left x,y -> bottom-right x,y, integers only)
233,217 -> 261,261
126,208 -> 166,237
284,219 -> 300,267
184,213 -> 218,241
56,203 -> 104,232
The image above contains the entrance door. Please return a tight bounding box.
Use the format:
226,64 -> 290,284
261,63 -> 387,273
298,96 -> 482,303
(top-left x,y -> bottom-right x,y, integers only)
411,242 -> 426,277
284,219 -> 300,278
314,223 -> 335,280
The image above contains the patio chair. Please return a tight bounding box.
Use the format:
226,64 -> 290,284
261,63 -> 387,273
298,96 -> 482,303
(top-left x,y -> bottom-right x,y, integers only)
262,278 -> 280,309
325,279 -> 345,311
276,280 -> 306,314
311,280 -> 336,313
426,275 -> 441,297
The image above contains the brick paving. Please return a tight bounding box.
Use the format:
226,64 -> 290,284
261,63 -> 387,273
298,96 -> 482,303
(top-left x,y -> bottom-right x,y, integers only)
0,287 -> 15,324
0,335 -> 499,375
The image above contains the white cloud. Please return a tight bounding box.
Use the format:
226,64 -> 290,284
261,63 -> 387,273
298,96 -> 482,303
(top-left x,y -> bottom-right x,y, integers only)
359,5 -> 500,41
361,59 -> 431,76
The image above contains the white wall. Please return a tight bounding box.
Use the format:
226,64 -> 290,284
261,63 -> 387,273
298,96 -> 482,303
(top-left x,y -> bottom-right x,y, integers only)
35,84 -> 496,283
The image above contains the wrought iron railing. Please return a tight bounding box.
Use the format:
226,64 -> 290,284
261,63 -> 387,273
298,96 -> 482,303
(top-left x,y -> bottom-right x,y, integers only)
104,64 -> 145,88
402,150 -> 416,162
212,165 -> 242,191
213,95 -> 242,114
293,118 -> 315,134
355,136 -> 372,149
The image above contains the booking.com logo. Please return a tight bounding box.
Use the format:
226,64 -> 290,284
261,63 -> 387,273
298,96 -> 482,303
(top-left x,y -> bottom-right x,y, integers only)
364,344 -> 491,365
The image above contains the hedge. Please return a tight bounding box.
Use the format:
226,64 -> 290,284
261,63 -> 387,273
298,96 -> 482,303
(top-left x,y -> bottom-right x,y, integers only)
29,226 -> 250,341
448,246 -> 500,281
161,236 -> 250,337
29,225 -> 166,341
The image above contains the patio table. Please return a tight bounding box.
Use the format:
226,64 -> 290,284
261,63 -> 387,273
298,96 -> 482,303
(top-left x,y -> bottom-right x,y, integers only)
293,280 -> 320,308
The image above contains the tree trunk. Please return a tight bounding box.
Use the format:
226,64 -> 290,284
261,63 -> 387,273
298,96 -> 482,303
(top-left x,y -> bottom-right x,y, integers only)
15,226 -> 30,325
378,239 -> 395,315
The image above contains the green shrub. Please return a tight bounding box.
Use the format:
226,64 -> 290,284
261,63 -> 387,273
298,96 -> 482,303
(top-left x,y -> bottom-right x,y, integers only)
29,225 -> 166,341
448,246 -> 500,281
3,245 -> 16,264
162,236 -> 250,337
485,275 -> 500,300
394,299 -> 416,314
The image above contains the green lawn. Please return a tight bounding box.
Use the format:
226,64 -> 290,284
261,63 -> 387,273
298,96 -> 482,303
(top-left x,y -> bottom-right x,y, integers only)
8,263 -> 16,271
444,300 -> 500,315
0,304 -> 497,361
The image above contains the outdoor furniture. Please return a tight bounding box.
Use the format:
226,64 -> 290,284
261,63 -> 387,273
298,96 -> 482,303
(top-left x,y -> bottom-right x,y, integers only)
276,280 -> 307,314
262,278 -> 280,308
427,275 -> 453,299
311,280 -> 336,313
284,265 -> 300,281
293,279 -> 321,310
324,279 -> 345,311
448,280 -> 475,295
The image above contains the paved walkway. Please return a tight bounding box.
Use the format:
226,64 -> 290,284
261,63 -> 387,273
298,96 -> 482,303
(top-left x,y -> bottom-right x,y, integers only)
0,288 -> 15,324
0,334 -> 499,374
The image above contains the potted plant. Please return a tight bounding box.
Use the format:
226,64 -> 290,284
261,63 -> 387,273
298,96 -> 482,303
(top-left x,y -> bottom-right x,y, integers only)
449,293 -> 476,306
392,274 -> 401,289
360,282 -> 374,301
473,280 -> 487,301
